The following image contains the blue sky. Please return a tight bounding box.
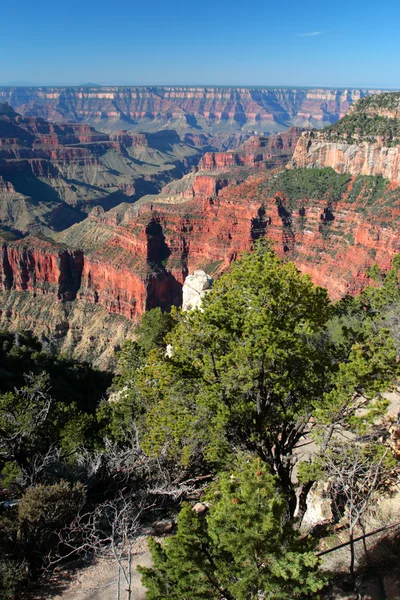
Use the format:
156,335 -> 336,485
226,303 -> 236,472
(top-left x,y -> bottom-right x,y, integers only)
1,0 -> 399,88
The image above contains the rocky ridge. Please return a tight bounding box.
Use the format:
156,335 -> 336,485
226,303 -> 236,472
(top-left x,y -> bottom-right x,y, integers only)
0,103 -> 212,235
0,97 -> 399,366
292,92 -> 400,182
0,87 -> 387,134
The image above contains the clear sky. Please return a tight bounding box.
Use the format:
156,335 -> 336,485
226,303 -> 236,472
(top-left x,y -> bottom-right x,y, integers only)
1,0 -> 399,88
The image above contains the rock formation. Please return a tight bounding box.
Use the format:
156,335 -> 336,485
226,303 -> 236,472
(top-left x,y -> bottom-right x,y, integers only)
301,481 -> 333,530
199,127 -> 304,171
292,92 -> 400,183
182,270 -> 213,311
0,87 -> 386,133
293,131 -> 400,183
0,93 -> 399,366
0,104 -> 209,235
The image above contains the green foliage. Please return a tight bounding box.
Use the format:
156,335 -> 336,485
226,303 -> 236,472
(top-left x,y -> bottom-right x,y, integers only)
135,307 -> 176,355
99,308 -> 177,442
0,331 -> 112,488
18,480 -> 86,528
358,92 -> 400,111
0,373 -> 53,477
263,168 -> 350,203
0,559 -> 26,600
323,93 -> 400,145
360,256 -> 400,353
130,244 -> 399,517
0,372 -> 101,483
17,481 -> 86,577
346,175 -> 388,205
138,243 -> 332,509
324,113 -> 400,145
139,457 -> 326,600
362,254 -> 400,312
0,331 -> 111,412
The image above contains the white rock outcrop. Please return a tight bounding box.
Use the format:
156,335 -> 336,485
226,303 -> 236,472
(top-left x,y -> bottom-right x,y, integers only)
301,481 -> 333,531
182,270 -> 213,311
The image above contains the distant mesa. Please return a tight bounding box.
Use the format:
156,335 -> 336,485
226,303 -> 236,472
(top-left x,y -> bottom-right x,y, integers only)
0,86 -> 388,135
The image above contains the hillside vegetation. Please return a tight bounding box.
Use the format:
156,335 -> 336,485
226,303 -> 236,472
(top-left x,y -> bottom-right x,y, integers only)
1,244 -> 399,598
324,92 -> 400,145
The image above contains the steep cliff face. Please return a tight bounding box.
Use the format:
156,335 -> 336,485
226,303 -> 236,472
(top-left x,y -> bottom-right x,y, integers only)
0,104 -> 399,365
293,131 -> 400,183
0,224 -> 183,322
292,92 -> 400,182
0,87 -> 385,133
0,164 -> 398,366
199,127 -> 304,170
0,237 -> 83,300
0,289 -> 136,369
2,124 -> 398,328
51,162 -> 399,310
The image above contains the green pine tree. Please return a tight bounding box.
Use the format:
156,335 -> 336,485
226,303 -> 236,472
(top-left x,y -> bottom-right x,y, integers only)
138,457 -> 326,600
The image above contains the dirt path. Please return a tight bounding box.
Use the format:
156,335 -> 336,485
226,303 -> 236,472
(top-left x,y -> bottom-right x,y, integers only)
43,538 -> 152,600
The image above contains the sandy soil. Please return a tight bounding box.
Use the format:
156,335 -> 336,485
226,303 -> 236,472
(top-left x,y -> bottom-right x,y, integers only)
39,537 -> 152,600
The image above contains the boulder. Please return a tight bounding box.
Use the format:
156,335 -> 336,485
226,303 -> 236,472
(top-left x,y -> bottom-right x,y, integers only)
182,270 -> 213,311
192,502 -> 209,514
301,481 -> 333,530
152,520 -> 175,534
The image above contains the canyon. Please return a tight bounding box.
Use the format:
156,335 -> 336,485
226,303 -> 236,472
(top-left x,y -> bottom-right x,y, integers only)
0,93 -> 399,367
0,102 -> 221,236
0,86 -> 387,134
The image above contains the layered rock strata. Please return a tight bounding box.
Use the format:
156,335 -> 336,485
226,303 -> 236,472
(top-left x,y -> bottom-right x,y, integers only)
293,131 -> 400,183
0,104 -> 209,235
292,92 -> 400,182
0,87 -> 386,133
0,115 -> 399,365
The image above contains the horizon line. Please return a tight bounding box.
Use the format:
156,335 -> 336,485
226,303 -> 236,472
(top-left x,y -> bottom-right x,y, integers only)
0,83 -> 398,91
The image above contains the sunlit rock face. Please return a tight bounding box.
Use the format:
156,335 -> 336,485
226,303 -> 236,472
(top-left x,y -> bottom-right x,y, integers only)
0,87 -> 384,132
182,270 -> 213,311
292,130 -> 400,184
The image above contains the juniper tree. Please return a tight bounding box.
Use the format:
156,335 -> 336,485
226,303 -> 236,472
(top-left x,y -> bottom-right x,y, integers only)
138,457 -> 326,600
134,243 -> 398,514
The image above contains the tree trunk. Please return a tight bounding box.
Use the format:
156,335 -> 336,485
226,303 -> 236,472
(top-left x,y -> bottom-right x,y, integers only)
116,564 -> 121,600
349,528 -> 355,584
127,546 -> 132,600
276,460 -> 297,517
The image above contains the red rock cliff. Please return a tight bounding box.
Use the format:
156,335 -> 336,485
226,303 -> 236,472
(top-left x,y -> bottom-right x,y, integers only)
1,237 -> 83,300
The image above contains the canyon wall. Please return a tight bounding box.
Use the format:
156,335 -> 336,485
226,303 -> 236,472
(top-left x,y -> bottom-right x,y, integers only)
0,87 -> 386,132
199,127 -> 303,170
0,103 -> 208,235
1,161 -> 398,335
0,93 -> 399,366
293,131 -> 400,183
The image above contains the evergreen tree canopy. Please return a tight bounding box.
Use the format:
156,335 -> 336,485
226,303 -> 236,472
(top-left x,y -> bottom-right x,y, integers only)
138,457 -> 326,600
134,244 -> 398,513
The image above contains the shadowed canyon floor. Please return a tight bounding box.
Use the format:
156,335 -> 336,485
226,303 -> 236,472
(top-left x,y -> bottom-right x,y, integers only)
0,102 -> 235,236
